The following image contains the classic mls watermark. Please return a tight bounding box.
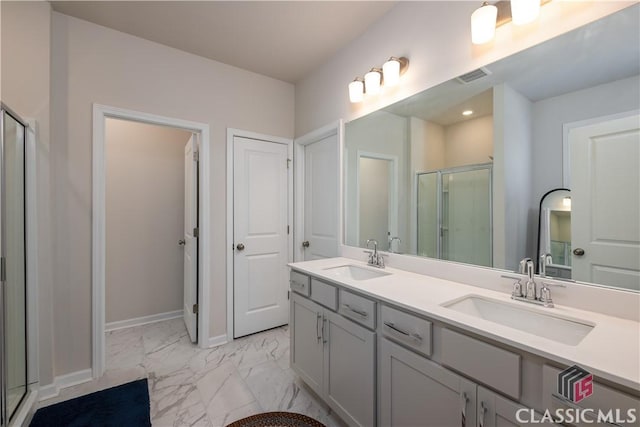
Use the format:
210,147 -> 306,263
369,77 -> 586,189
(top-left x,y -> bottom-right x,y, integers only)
558,365 -> 593,403
515,365 -> 638,424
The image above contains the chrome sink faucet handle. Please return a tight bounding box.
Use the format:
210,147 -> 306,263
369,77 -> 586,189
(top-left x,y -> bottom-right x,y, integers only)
366,239 -> 385,268
523,258 -> 537,300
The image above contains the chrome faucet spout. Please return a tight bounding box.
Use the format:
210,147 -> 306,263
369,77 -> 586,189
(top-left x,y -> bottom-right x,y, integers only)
539,253 -> 553,278
365,239 -> 385,268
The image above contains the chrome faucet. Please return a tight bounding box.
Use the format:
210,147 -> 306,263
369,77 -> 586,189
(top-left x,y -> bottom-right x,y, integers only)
366,239 -> 385,268
539,253 -> 553,278
504,257 -> 565,308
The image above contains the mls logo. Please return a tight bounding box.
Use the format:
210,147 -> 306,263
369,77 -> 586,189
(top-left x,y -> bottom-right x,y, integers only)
558,365 -> 594,403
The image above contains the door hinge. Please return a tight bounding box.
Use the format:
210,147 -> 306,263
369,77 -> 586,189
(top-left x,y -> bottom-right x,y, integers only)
0,257 -> 5,282
193,227 -> 199,238
193,150 -> 199,162
287,290 -> 290,300
192,303 -> 199,314
287,158 -> 292,169
287,225 -> 290,235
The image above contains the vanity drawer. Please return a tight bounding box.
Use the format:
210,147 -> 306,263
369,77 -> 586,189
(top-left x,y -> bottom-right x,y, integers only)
338,289 -> 376,330
381,305 -> 432,357
310,278 -> 337,310
542,365 -> 640,426
289,270 -> 310,296
441,329 -> 521,399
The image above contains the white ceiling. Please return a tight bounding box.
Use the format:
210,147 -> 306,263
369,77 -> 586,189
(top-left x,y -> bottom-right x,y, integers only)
50,1 -> 396,83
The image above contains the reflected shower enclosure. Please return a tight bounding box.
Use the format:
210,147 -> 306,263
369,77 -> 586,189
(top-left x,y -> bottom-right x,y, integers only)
417,164 -> 492,267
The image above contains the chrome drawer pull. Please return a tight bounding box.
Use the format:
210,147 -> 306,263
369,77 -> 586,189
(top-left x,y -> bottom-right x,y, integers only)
289,280 -> 305,291
383,321 -> 422,342
343,304 -> 368,317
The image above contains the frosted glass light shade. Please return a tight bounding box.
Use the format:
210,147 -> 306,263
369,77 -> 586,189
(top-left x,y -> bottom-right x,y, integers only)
382,58 -> 401,86
364,69 -> 382,95
348,79 -> 364,103
471,3 -> 498,45
511,0 -> 540,25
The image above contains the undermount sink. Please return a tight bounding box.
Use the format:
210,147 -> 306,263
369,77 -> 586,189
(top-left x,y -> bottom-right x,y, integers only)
442,295 -> 595,346
323,265 -> 391,281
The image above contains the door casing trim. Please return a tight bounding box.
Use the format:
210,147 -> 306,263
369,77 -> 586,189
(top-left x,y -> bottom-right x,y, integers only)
226,129 -> 293,343
92,104 -> 211,378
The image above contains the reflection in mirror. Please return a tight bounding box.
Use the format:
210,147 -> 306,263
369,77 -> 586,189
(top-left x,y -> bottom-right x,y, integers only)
343,5 -> 640,292
537,189 -> 571,280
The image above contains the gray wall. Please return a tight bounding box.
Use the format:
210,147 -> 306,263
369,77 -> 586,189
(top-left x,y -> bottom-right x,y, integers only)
50,11 -> 294,378
105,119 -> 191,323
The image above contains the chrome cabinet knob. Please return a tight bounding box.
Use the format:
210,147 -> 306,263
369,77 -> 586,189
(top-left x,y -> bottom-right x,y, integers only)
236,243 -> 245,251
178,239 -> 186,246
573,248 -> 585,256
302,240 -> 310,248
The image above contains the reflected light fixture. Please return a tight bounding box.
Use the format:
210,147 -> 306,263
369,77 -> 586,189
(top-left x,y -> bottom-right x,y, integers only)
511,0 -> 541,25
563,196 -> 571,208
462,110 -> 474,116
364,68 -> 382,95
349,77 -> 364,103
471,2 -> 498,45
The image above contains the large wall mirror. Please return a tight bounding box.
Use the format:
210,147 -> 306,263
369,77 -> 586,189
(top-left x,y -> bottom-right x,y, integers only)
344,5 -> 640,293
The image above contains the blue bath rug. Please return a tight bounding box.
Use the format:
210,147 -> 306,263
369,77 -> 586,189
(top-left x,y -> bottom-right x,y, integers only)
30,379 -> 151,427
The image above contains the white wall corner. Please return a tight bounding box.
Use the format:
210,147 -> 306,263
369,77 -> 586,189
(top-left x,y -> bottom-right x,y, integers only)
37,368 -> 93,402
208,334 -> 228,348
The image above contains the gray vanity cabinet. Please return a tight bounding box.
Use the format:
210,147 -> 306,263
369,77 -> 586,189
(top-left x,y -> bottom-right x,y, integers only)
324,309 -> 376,427
290,288 -> 376,427
476,386 -> 553,427
290,293 -> 324,397
380,338 -> 477,427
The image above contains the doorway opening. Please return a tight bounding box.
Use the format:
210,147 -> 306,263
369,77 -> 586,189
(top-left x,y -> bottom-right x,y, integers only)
93,104 -> 211,378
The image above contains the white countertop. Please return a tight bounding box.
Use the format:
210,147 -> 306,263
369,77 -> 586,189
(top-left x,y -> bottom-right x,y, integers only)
289,257 -> 640,392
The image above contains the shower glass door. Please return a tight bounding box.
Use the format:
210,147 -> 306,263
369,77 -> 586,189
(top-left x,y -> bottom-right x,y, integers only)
1,107 -> 28,424
417,165 -> 492,267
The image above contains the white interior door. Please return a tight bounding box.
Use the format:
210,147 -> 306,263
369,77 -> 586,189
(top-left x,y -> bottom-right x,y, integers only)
570,113 -> 640,291
303,134 -> 339,260
233,136 -> 289,338
183,134 -> 198,342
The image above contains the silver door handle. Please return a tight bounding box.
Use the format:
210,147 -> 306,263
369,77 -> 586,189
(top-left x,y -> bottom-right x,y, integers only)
479,401 -> 487,427
302,240 -> 310,248
178,239 -> 186,246
316,313 -> 322,342
573,248 -> 585,256
460,392 -> 469,427
236,243 -> 245,251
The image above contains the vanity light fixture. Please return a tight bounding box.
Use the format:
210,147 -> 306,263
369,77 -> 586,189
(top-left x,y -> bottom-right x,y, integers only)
471,0 -> 549,45
349,77 -> 365,103
563,196 -> 571,208
364,68 -> 383,95
511,0 -> 540,25
462,110 -> 474,116
349,57 -> 409,103
471,2 -> 498,45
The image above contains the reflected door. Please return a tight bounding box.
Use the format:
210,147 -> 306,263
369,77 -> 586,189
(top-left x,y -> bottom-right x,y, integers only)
1,109 -> 28,423
570,114 -> 640,291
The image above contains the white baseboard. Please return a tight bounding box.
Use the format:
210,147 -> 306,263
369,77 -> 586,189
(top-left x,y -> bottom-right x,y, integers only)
38,368 -> 93,401
105,310 -> 182,332
208,334 -> 228,348
9,386 -> 38,427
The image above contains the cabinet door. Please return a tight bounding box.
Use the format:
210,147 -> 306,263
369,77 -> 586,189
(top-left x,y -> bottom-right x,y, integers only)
325,311 -> 376,427
290,293 -> 324,397
477,386 -> 555,427
380,338 -> 477,427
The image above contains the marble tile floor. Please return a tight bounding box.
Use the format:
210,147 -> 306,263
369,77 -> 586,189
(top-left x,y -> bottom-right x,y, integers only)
38,318 -> 346,427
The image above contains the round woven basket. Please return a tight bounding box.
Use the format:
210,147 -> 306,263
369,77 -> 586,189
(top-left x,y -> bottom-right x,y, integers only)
225,411 -> 326,427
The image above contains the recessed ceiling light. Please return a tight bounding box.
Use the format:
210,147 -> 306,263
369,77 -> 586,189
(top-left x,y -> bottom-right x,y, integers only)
462,110 -> 473,116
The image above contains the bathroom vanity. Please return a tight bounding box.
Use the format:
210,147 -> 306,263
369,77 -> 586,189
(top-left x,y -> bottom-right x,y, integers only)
288,258 -> 640,427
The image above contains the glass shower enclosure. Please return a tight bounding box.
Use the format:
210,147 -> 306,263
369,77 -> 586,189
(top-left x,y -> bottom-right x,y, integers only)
417,164 -> 492,267
0,104 -> 28,426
